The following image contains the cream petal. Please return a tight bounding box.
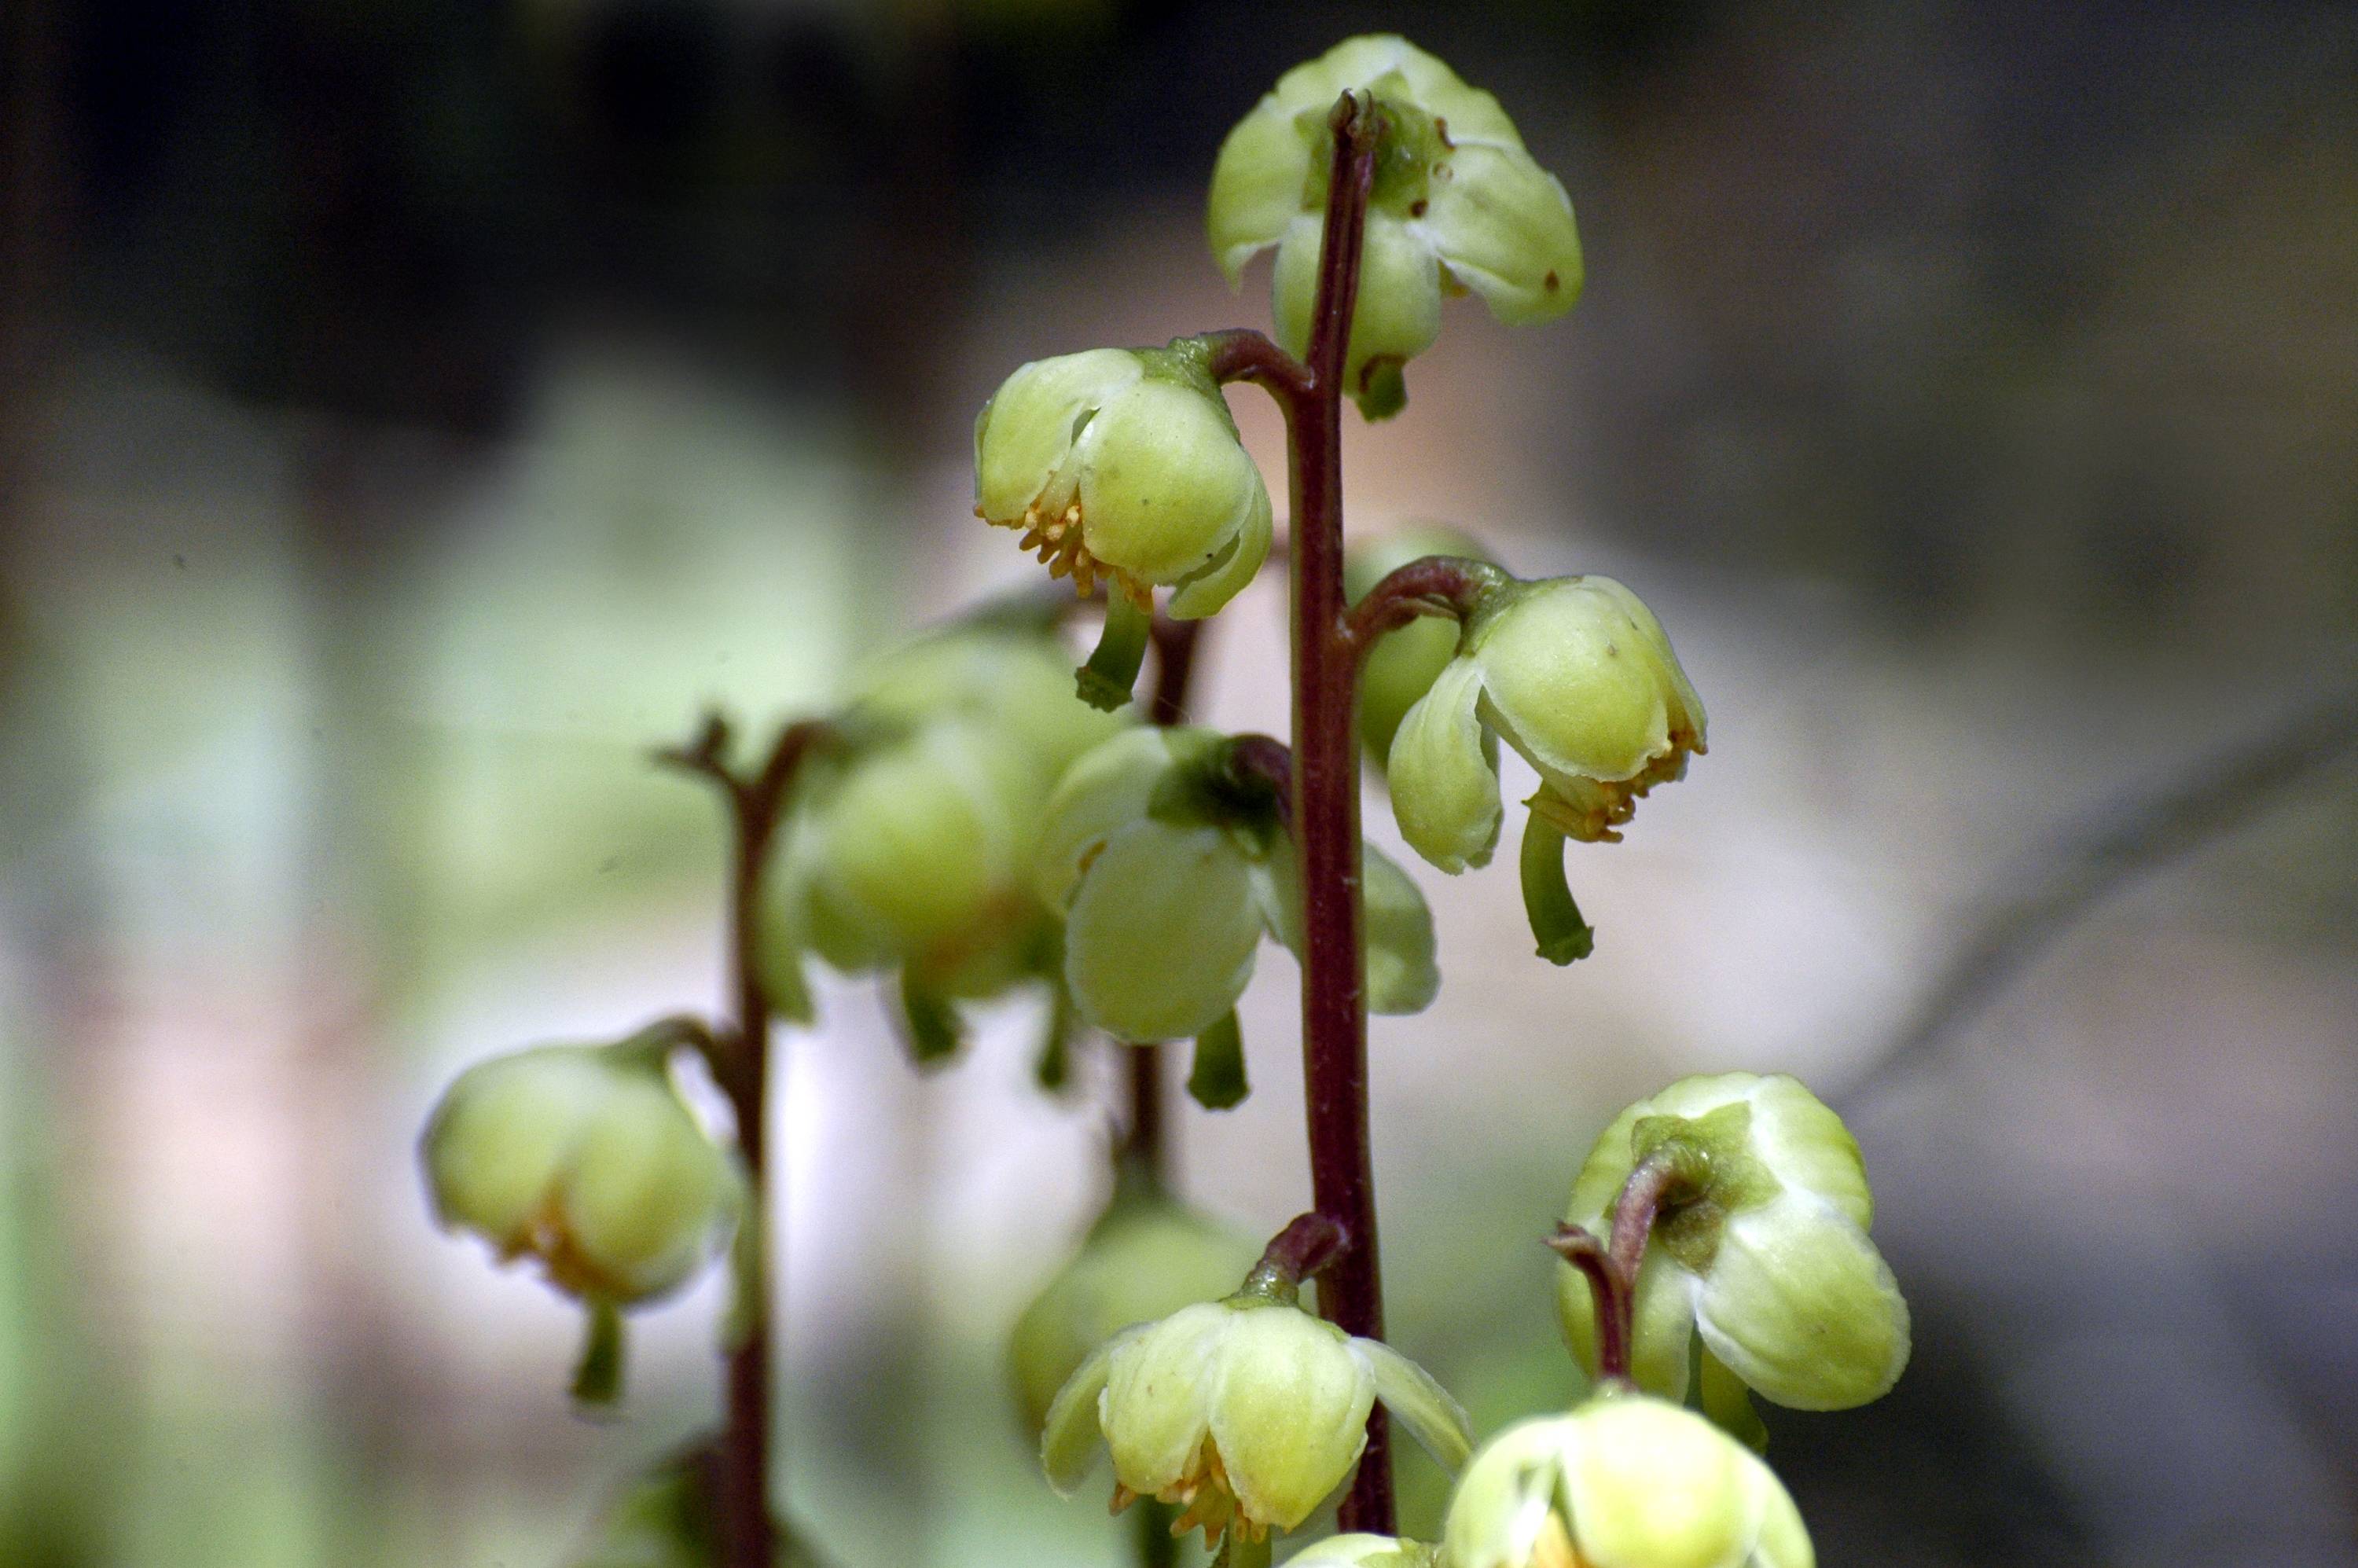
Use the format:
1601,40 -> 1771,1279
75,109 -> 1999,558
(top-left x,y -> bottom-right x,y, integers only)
1423,142 -> 1582,326
1742,1074 -> 1872,1228
1064,821 -> 1265,1042
1033,728 -> 1206,911
974,348 -> 1144,521
1077,378 -> 1270,585
1166,469 -> 1273,619
1695,1197 -> 1911,1412
1560,1397 -> 1762,1568
1101,1305 -> 1229,1496
1208,96 -> 1317,285
1475,579 -> 1673,787
1041,1323 -> 1148,1496
1209,1308 -> 1374,1530
1357,1336 -> 1472,1472
1385,655 -> 1502,873
1361,844 -> 1440,1015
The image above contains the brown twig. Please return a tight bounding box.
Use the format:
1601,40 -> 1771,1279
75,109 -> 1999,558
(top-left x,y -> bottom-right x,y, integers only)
1844,677 -> 2358,1113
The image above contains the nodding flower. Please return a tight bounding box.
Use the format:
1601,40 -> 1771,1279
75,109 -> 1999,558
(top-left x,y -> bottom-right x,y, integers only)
1042,1287 -> 1471,1548
974,343 -> 1273,619
1209,35 -> 1585,419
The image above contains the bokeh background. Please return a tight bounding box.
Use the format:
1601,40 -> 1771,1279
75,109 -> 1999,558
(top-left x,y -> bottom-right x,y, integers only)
4,0 -> 2356,1563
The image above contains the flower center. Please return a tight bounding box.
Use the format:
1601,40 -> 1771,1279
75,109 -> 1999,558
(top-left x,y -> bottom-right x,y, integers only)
1108,1437 -> 1262,1546
1533,1511 -> 1592,1568
989,498 -> 1152,609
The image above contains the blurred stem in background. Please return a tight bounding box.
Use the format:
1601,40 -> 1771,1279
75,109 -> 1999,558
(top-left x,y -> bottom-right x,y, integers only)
659,717 -> 829,1568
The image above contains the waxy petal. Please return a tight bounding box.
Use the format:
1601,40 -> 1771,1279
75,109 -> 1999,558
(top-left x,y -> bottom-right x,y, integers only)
1695,1196 -> 1911,1412
974,347 -> 1143,521
1423,142 -> 1583,327
1102,1304 -> 1230,1497
1078,378 -> 1268,585
1386,655 -> 1502,872
1166,473 -> 1273,620
1064,821 -> 1264,1042
1210,1307 -> 1373,1530
1358,1336 -> 1473,1473
1041,1323 -> 1147,1496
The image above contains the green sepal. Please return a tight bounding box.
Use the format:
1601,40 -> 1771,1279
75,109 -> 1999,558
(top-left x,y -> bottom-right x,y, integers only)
896,979 -> 965,1068
1518,810 -> 1595,964
1076,593 -> 1153,713
1034,979 -> 1078,1093
571,1298 -> 627,1410
1696,1340 -> 1770,1453
1353,358 -> 1409,421
1187,1011 -> 1249,1111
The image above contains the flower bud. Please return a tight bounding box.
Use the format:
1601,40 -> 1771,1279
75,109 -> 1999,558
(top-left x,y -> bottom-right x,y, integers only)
1555,1074 -> 1911,1422
1389,575 -> 1704,873
761,622 -> 1134,1029
1042,1293 -> 1471,1546
975,344 -> 1273,618
1035,728 -> 1438,1047
1443,1393 -> 1813,1568
1210,35 -> 1583,417
422,1038 -> 737,1306
789,720 -> 1033,971
1008,1192 -> 1262,1434
1345,524 -> 1493,763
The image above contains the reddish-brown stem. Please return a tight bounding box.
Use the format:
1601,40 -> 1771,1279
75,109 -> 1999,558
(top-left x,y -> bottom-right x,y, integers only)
1292,92 -> 1392,1534
1544,1151 -> 1699,1384
1546,1225 -> 1631,1383
1201,90 -> 1390,1535
1200,327 -> 1314,403
1342,555 -> 1500,653
1607,1148 -> 1696,1289
657,714 -> 827,1568
1246,1210 -> 1350,1294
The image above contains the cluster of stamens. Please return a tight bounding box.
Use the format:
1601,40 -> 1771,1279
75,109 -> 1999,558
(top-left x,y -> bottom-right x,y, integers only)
1530,1509 -> 1588,1568
987,500 -> 1152,608
1532,722 -> 1706,844
1109,1438 -> 1263,1545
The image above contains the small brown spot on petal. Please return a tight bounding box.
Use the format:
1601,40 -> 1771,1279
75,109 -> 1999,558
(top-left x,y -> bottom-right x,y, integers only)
1545,270 -> 1562,292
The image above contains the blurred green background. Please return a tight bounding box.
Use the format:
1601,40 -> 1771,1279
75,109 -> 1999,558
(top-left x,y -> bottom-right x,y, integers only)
2,1 -> 2355,1564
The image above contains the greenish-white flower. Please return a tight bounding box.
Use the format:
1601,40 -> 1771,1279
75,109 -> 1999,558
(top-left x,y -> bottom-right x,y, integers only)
1443,1393 -> 1813,1568
1042,1295 -> 1471,1545
1035,727 -> 1439,1043
975,344 -> 1273,617
761,624 -> 1130,1019
422,1039 -> 737,1306
1555,1074 -> 1911,1426
1209,35 -> 1583,417
1388,575 -> 1704,873
1008,1192 -> 1262,1435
